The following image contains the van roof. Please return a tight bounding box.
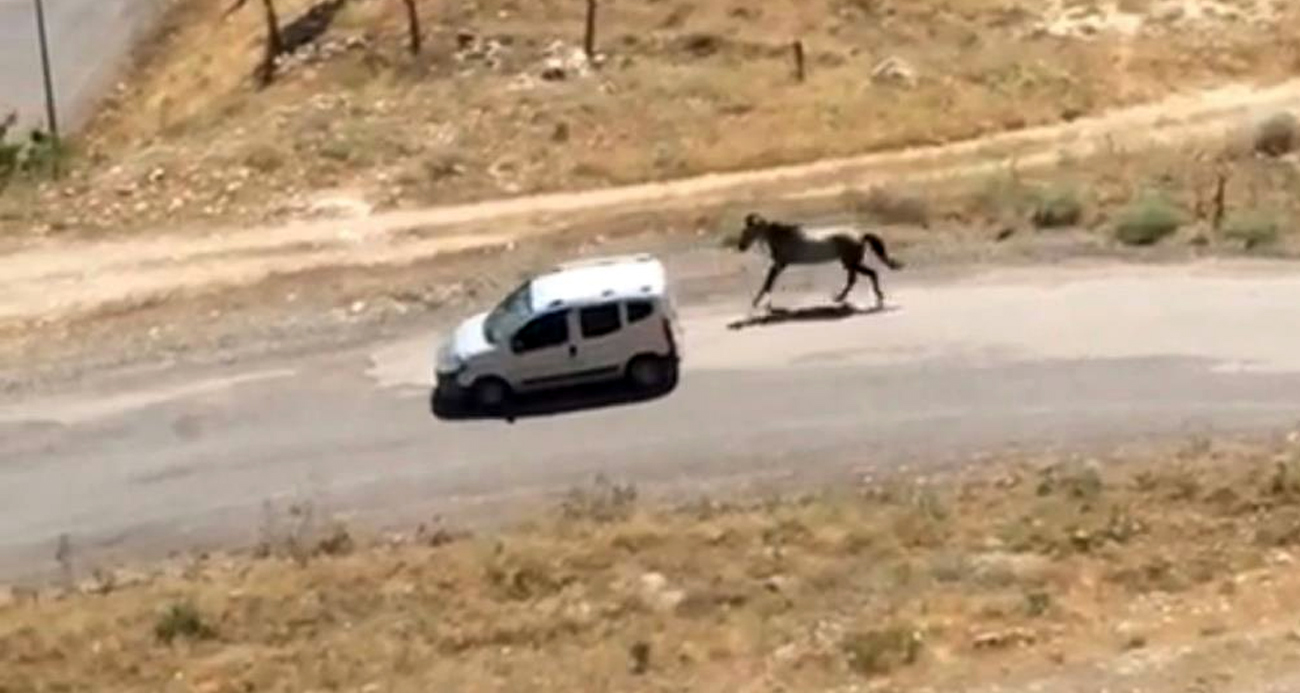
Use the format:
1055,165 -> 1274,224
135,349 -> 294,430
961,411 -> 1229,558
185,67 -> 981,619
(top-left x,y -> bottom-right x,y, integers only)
529,254 -> 666,312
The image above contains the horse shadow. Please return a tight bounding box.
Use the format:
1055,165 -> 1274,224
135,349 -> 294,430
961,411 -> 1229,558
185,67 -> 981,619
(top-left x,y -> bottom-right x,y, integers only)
726,302 -> 899,331
431,377 -> 678,424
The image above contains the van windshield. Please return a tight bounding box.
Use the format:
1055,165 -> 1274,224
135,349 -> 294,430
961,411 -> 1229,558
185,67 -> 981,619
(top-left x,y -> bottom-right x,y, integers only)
483,281 -> 534,345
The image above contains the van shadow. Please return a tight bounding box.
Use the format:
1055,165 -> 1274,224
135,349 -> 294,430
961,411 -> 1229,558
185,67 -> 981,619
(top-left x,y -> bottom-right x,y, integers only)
726,302 -> 898,331
431,378 -> 679,423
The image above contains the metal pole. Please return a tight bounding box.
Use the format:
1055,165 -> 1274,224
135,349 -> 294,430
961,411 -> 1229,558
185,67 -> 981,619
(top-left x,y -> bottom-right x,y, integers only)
33,0 -> 60,142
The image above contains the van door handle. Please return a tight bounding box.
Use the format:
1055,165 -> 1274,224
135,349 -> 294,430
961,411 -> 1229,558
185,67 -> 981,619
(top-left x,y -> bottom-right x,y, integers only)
568,344 -> 577,357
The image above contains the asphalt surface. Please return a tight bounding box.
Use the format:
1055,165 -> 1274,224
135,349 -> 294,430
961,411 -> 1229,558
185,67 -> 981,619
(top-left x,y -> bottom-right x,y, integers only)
3,260 -> 1300,583
0,0 -> 163,131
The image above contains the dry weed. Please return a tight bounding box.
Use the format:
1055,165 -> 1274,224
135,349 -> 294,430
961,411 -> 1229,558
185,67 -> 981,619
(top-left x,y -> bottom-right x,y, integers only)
7,434 -> 1300,690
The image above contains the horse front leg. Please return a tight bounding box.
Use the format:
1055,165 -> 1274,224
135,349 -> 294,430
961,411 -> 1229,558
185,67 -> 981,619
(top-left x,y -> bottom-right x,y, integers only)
753,262 -> 786,310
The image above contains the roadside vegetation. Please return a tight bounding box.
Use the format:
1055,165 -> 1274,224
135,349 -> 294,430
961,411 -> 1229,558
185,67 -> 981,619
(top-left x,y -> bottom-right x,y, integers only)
831,107 -> 1300,256
8,433 -> 1300,691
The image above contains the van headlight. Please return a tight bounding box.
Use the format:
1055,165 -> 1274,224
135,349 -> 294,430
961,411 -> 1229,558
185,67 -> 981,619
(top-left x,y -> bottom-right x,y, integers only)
435,344 -> 465,376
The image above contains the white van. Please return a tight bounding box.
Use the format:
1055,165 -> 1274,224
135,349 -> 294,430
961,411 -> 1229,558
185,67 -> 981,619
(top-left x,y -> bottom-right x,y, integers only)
433,254 -> 683,411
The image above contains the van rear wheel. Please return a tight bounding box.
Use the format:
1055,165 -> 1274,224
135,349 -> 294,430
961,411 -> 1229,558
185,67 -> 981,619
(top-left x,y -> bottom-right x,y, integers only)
626,355 -> 676,392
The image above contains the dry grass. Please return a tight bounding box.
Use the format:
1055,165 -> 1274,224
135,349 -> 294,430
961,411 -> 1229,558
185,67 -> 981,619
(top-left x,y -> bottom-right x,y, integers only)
8,434 -> 1300,691
862,128 -> 1300,254
2,0 -> 1299,235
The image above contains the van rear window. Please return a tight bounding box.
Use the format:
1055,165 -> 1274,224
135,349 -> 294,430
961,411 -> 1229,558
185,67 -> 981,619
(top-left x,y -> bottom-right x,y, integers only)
626,300 -> 654,323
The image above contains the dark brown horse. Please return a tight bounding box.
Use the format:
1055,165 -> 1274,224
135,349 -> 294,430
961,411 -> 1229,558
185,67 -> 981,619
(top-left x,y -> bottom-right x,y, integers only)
736,213 -> 904,310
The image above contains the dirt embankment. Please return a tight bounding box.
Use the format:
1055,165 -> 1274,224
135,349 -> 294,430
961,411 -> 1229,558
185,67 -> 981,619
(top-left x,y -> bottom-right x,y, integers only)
7,433 -> 1300,692
4,76 -> 1300,332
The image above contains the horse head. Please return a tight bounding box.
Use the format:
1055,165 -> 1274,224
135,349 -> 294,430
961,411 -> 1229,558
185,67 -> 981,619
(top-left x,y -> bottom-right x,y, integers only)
737,213 -> 768,251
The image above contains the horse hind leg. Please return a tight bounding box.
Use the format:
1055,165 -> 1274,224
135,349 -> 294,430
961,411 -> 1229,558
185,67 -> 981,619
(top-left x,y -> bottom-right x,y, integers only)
855,264 -> 885,308
835,266 -> 858,304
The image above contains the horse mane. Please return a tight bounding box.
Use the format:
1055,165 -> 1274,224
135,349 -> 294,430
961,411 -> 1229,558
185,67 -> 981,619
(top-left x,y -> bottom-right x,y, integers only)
756,217 -> 804,240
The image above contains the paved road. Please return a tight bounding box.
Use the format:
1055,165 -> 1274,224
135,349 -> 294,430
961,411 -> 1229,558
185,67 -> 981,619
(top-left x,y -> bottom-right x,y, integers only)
3,260 -> 1300,583
0,0 -> 163,131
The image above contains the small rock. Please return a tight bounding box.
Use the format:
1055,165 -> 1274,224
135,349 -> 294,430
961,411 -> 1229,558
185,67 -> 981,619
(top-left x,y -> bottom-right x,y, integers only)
871,56 -> 918,87
638,572 -> 686,612
350,300 -> 367,315
973,627 -> 1036,650
763,575 -> 793,593
640,572 -> 668,593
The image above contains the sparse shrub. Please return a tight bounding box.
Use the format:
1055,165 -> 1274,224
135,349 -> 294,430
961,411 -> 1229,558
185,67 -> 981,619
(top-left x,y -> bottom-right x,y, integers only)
1036,462 -> 1103,502
1253,111 -> 1297,157
1114,192 -> 1183,246
319,139 -> 355,163
629,640 -> 652,674
314,522 -> 354,556
423,150 -> 464,182
892,488 -> 951,548
560,475 -> 638,523
847,185 -> 930,227
1024,589 -> 1052,617
485,549 -> 567,601
677,33 -> 722,58
1267,458 -> 1300,500
243,143 -> 288,173
1222,210 -> 1281,250
1030,185 -> 1084,229
1254,506 -> 1300,546
1107,555 -> 1186,593
928,551 -> 971,583
154,601 -> 216,644
841,624 -> 923,676
965,169 -> 1035,222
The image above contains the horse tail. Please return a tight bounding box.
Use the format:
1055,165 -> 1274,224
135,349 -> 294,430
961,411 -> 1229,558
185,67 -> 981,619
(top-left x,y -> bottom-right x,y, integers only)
862,232 -> 904,270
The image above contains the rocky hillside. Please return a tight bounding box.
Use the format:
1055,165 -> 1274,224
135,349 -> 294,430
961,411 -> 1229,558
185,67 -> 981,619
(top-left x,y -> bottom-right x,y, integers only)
0,0 -> 1295,236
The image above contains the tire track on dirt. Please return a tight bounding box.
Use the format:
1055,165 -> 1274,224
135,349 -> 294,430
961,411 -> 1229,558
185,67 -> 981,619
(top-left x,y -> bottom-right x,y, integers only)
2,78 -> 1298,327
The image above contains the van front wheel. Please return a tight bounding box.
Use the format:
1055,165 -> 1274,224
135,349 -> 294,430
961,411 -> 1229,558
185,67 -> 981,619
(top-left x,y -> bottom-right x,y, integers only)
471,377 -> 511,412
626,355 -> 676,392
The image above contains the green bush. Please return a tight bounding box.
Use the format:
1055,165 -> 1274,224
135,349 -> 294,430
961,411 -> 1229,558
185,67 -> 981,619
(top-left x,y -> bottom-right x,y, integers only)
841,624 -> 923,676
1114,193 -> 1183,246
154,601 -> 216,644
1030,186 -> 1084,229
0,113 -> 67,190
1222,211 -> 1281,250
1254,111 -> 1297,157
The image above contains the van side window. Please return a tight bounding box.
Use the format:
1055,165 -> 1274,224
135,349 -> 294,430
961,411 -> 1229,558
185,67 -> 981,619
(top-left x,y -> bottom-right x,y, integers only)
512,311 -> 569,353
580,303 -> 621,339
626,300 -> 654,324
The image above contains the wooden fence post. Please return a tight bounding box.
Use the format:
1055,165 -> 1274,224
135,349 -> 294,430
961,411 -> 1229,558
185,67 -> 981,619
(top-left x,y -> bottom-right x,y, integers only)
584,0 -> 598,60
1212,170 -> 1228,231
401,0 -> 422,55
792,40 -> 806,82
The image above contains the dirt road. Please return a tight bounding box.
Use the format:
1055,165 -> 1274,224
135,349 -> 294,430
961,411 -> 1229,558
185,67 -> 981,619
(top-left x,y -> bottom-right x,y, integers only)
3,77 -> 1298,330
4,256 -> 1300,583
